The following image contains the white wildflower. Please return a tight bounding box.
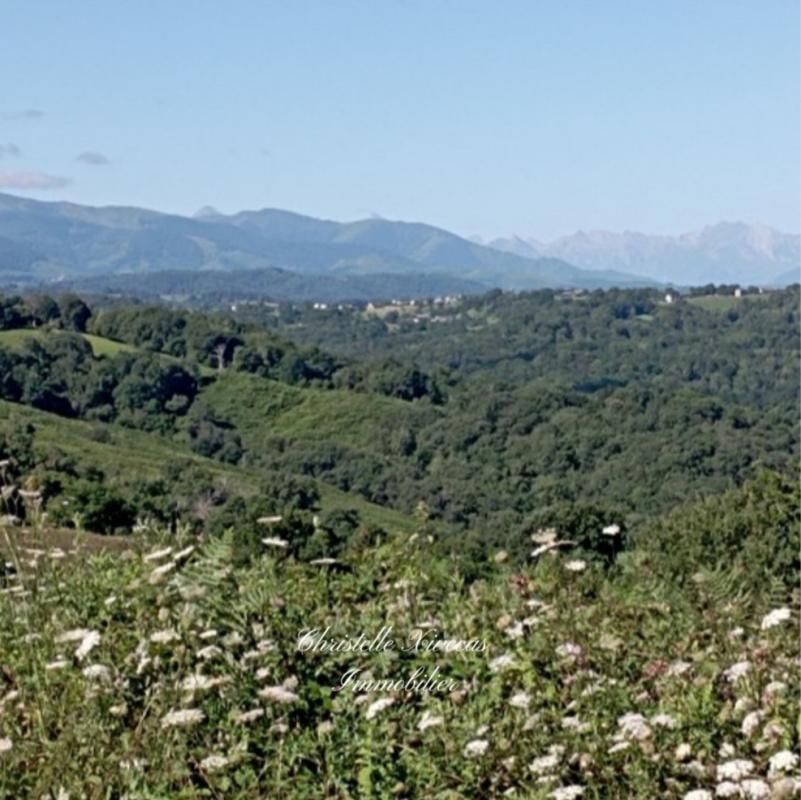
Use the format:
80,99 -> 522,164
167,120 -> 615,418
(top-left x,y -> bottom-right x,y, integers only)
508,691 -> 531,709
617,712 -> 652,741
760,607 -> 792,631
45,659 -> 70,671
199,755 -> 229,772
602,524 -> 621,536
0,738 -> 11,754
150,629 -> 180,644
181,674 -> 230,693
109,703 -> 128,717
262,537 -> 289,548
82,664 -> 111,681
75,630 -> 101,661
463,739 -> 489,758
161,708 -> 205,729
556,642 -> 583,659
722,661 -> 751,683
739,780 -> 769,799
222,631 -> 244,647
666,660 -> 692,678
728,627 -> 745,640
489,654 -> 515,673
417,711 -> 444,731
683,792 -> 712,800
768,750 -> 799,776
714,782 -> 742,798
683,761 -> 708,779
550,787 -> 584,800
741,711 -> 763,738
258,686 -> 299,704
143,546 -> 173,562
173,545 -> 195,561
608,741 -> 630,754
149,562 -> 176,584
762,681 -> 787,700
530,753 -> 561,774
365,696 -> 395,720
675,743 -> 693,761
233,708 -> 265,725
650,713 -> 677,729
565,560 -> 587,573
717,760 -> 754,782
198,629 -> 218,640
561,715 -> 588,732
56,628 -> 92,643
505,621 -> 525,640
197,645 -> 222,661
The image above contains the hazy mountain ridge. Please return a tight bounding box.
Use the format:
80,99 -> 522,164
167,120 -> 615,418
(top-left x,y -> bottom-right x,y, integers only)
488,222 -> 800,286
0,193 -> 653,298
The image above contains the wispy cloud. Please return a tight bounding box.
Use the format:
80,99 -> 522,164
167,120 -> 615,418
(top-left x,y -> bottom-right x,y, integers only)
0,170 -> 72,190
0,143 -> 21,159
0,109 -> 44,121
76,150 -> 110,166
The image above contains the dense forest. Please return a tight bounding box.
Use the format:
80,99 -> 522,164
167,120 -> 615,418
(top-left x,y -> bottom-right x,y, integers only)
0,286 -> 797,565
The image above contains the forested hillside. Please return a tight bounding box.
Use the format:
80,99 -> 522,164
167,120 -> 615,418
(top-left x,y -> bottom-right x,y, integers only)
0,286 -> 797,564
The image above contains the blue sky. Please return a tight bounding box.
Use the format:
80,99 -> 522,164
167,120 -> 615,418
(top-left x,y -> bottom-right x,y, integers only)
0,1 -> 798,238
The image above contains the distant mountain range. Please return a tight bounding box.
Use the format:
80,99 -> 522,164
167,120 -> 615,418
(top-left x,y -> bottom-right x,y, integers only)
486,222 -> 799,287
0,193 -> 653,302
0,193 -> 794,302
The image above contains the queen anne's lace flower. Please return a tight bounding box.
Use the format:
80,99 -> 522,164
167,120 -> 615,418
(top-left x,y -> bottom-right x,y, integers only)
768,750 -> 799,776
199,755 -> 229,772
75,630 -> 101,661
365,697 -> 394,720
722,662 -> 751,683
233,708 -> 264,724
161,708 -> 205,729
508,691 -> 531,709
530,753 -> 561,774
550,786 -> 584,800
716,760 -> 753,782
258,686 -> 299,704
417,711 -> 443,731
760,607 -> 791,630
463,739 -> 489,758
739,780 -> 769,799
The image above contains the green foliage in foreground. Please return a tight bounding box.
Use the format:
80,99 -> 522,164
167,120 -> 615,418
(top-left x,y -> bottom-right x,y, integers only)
0,474 -> 798,799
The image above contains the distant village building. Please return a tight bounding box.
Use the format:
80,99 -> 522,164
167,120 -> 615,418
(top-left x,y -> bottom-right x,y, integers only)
734,288 -> 742,298
664,293 -> 674,304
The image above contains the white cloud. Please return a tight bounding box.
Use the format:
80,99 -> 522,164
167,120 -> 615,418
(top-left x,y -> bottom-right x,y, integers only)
76,151 -> 110,166
0,170 -> 72,189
